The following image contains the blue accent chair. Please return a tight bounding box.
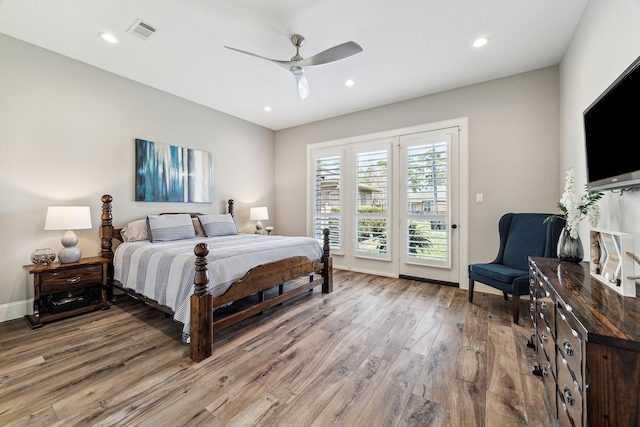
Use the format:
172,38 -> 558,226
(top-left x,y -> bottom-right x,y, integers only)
468,213 -> 565,324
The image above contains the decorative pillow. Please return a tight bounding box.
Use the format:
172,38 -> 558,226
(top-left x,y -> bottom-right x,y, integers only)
146,214 -> 196,242
198,214 -> 238,237
121,219 -> 149,242
192,218 -> 205,237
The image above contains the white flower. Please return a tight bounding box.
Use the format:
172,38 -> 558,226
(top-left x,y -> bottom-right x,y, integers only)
550,168 -> 603,239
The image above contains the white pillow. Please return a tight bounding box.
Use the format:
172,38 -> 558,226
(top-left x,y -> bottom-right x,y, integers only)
121,219 -> 149,242
146,214 -> 196,242
198,214 -> 238,237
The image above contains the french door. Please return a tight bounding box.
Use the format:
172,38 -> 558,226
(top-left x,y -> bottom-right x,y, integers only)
399,129 -> 459,284
309,119 -> 466,286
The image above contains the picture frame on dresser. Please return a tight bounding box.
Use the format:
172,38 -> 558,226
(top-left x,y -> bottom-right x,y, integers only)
589,228 -> 636,297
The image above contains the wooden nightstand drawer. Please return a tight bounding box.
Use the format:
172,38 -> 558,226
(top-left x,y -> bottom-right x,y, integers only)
40,264 -> 103,293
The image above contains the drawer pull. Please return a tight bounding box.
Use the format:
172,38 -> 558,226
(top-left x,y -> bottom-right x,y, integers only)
540,333 -> 548,344
540,301 -> 548,310
541,366 -> 549,378
530,304 -> 535,312
563,385 -> 574,406
563,339 -> 574,356
67,276 -> 81,284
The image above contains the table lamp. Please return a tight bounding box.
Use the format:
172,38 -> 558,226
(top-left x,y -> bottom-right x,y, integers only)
45,206 -> 92,263
249,207 -> 269,234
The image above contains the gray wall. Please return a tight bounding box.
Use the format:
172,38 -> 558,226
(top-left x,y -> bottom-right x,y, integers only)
275,67 -> 562,287
0,34 -> 275,320
559,0 -> 640,282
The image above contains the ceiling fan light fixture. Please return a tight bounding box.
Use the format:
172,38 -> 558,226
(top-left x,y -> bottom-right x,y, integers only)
225,34 -> 362,100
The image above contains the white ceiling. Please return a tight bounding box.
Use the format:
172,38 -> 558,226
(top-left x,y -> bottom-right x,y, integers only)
0,0 -> 588,131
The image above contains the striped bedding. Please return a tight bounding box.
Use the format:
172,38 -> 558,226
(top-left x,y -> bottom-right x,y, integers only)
113,233 -> 323,342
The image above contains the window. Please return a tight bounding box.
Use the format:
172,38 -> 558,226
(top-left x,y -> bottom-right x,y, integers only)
312,151 -> 343,252
355,147 -> 390,260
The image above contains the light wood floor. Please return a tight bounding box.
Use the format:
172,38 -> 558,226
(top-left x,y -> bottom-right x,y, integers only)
0,270 -> 554,427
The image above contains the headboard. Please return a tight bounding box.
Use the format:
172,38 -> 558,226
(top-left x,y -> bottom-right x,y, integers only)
99,194 -> 235,263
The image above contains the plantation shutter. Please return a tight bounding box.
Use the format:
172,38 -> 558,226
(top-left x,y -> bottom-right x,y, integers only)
405,140 -> 449,264
355,146 -> 390,260
313,152 -> 343,252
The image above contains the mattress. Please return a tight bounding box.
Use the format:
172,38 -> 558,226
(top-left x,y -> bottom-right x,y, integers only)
113,233 -> 323,341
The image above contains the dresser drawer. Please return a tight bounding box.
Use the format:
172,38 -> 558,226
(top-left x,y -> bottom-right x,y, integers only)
556,306 -> 583,385
540,358 -> 558,419
557,402 -> 575,427
537,280 -> 555,335
557,353 -> 583,426
39,264 -> 103,293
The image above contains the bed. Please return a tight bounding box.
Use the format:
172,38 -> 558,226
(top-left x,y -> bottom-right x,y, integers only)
98,194 -> 333,362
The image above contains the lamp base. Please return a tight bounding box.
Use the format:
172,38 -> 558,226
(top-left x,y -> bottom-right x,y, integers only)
255,220 -> 264,235
58,230 -> 82,263
58,246 -> 82,263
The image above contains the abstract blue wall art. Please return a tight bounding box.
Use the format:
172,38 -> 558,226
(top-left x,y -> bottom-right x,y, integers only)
135,139 -> 213,202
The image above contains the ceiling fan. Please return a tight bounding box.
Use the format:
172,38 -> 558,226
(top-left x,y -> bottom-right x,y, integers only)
225,34 -> 363,100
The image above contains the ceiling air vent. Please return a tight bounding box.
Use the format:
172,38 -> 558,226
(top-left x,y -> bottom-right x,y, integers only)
128,19 -> 157,40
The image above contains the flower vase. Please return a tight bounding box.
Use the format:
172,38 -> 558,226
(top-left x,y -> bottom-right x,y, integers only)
557,228 -> 584,263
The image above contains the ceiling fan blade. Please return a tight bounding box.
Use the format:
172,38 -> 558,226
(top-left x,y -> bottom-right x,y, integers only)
224,46 -> 290,70
288,41 -> 363,67
296,74 -> 310,100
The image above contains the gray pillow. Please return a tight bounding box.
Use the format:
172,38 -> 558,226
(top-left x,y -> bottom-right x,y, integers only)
146,214 -> 196,242
198,214 -> 238,237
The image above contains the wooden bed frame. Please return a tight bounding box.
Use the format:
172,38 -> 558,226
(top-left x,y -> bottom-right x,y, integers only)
98,194 -> 333,362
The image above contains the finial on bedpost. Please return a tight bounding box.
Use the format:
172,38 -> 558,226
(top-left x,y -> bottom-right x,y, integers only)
322,228 -> 331,259
100,194 -> 114,260
191,242 -> 212,362
228,199 -> 234,218
193,243 -> 210,297
322,228 -> 333,293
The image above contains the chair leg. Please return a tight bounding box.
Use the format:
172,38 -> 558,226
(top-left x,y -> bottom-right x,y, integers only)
468,279 -> 475,303
512,294 -> 520,324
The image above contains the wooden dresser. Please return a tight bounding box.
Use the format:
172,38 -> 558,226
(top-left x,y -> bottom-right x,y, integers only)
528,257 -> 640,427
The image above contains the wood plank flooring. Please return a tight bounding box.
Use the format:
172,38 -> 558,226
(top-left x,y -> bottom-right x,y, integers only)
0,270 -> 554,427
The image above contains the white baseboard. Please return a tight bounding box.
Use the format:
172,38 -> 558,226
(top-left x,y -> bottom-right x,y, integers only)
0,299 -> 31,323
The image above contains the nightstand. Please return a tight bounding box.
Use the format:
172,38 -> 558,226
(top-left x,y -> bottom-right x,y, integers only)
23,256 -> 110,328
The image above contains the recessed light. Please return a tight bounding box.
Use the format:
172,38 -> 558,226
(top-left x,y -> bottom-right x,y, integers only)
99,32 -> 118,44
473,37 -> 490,48
263,105 -> 272,112
345,79 -> 355,87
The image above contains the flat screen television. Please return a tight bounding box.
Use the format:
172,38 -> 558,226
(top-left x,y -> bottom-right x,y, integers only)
583,54 -> 640,191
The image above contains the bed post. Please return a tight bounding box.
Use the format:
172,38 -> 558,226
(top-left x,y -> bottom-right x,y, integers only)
322,228 -> 333,293
228,199 -> 234,217
100,195 -> 115,285
190,243 -> 212,362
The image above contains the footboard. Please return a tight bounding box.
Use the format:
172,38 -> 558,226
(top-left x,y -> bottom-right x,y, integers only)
190,228 -> 333,362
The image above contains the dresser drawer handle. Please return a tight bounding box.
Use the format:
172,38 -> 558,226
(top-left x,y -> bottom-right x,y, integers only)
530,304 -> 535,312
541,366 -> 549,378
540,301 -> 548,310
563,339 -> 574,356
540,333 -> 548,344
67,276 -> 81,284
563,385 -> 574,406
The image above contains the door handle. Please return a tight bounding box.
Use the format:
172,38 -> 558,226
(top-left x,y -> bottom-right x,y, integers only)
451,224 -> 458,229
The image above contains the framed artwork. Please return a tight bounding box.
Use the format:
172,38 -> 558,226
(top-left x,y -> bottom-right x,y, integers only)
135,138 -> 213,203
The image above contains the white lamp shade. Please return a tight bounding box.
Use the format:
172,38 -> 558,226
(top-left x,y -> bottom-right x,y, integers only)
45,206 -> 92,230
250,206 -> 269,221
